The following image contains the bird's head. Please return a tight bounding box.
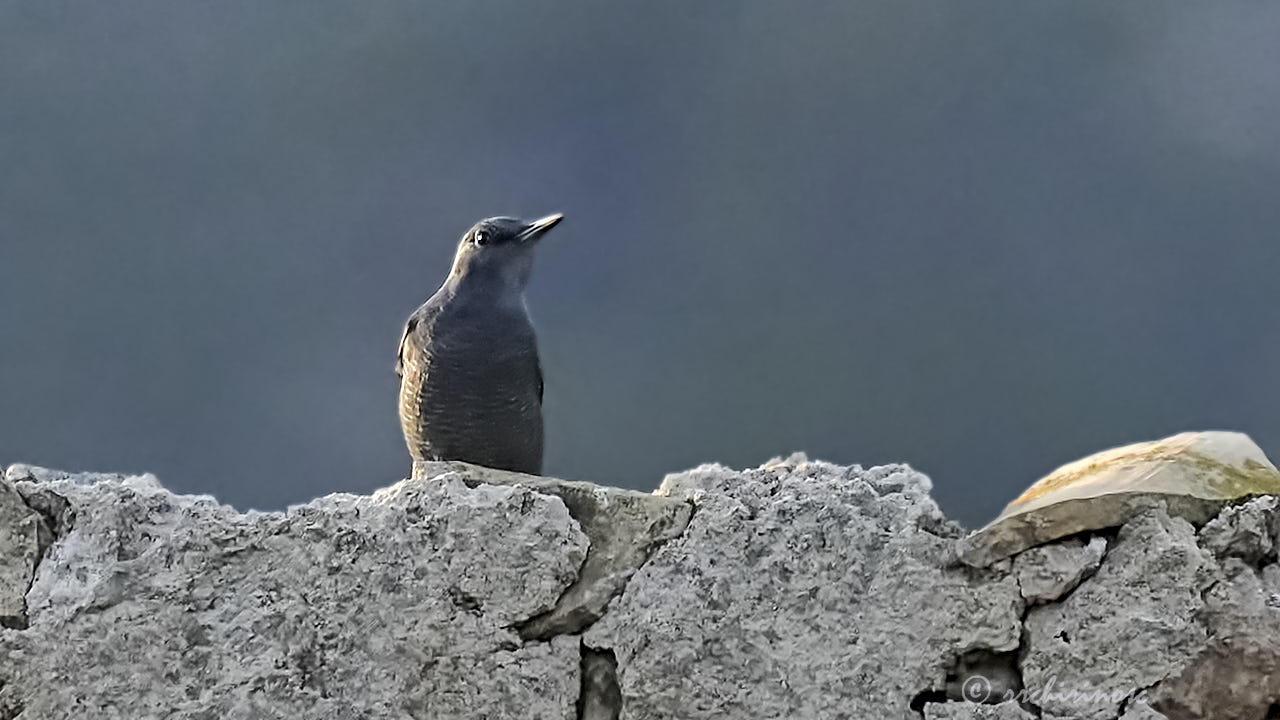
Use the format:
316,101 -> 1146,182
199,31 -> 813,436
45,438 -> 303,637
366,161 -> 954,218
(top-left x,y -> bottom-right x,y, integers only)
448,214 -> 563,291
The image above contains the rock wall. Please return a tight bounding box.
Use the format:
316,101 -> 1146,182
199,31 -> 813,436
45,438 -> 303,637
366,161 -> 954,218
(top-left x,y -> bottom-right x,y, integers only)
0,456 -> 1276,719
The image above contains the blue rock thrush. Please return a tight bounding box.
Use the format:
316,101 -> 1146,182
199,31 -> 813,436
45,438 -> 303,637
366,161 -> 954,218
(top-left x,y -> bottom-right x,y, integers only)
396,214 -> 563,475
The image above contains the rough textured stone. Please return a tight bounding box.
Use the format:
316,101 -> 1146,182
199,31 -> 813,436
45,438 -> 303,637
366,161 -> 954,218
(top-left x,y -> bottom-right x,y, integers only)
0,476 -> 51,628
1022,510 -> 1216,720
1198,495 -> 1277,564
923,701 -> 1037,719
961,431 -> 1280,566
1013,536 -> 1107,604
5,447 -> 1280,719
0,469 -> 588,719
1149,557 -> 1280,719
1118,701 -> 1170,719
586,457 -> 1024,720
413,461 -> 693,640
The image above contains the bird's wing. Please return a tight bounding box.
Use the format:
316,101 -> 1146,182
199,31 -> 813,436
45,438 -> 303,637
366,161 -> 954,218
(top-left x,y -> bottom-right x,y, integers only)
397,297 -> 449,377
536,359 -> 544,405
395,312 -> 420,379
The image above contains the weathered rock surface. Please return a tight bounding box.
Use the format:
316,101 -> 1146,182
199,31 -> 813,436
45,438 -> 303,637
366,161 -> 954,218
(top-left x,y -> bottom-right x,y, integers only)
1014,536 -> 1107,604
586,457 -> 1024,719
1148,556 -> 1280,719
924,701 -> 1038,719
0,477 -> 52,628
1,465 -> 589,719
4,434 -> 1280,719
1021,511 -> 1214,720
960,431 -> 1280,566
1118,702 -> 1170,720
413,461 -> 693,640
1198,495 -> 1277,564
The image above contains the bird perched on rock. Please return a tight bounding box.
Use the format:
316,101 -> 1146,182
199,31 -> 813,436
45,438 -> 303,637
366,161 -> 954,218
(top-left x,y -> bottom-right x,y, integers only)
396,214 -> 563,476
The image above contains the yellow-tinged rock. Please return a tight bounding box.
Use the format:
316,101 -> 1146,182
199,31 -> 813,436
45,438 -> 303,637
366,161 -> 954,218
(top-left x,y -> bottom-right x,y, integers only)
959,431 -> 1280,566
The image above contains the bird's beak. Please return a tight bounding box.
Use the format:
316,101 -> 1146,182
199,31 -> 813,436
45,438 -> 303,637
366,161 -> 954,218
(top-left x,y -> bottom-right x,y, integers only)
517,213 -> 564,243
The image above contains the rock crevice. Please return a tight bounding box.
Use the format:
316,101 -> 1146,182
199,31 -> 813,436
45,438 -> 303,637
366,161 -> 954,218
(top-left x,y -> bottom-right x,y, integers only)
576,644 -> 621,720
0,466 -> 65,630
411,462 -> 695,642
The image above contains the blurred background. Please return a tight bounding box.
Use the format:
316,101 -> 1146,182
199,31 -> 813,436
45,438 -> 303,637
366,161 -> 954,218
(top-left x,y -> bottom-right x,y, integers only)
2,2 -> 1277,527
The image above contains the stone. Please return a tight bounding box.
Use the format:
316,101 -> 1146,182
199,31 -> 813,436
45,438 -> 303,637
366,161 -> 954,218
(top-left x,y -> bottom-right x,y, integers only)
1198,495 -> 1277,564
1148,557 -> 1280,718
1021,510 -> 1216,720
413,460 -> 693,640
1013,536 -> 1107,604
585,457 -> 1023,720
960,431 -> 1280,566
923,701 -> 1037,719
1118,700 -> 1169,719
5,444 -> 1280,718
0,477 -> 52,628
0,468 -> 589,719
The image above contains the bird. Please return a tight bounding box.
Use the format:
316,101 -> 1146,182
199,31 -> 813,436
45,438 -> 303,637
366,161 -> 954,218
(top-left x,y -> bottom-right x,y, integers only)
396,213 -> 563,476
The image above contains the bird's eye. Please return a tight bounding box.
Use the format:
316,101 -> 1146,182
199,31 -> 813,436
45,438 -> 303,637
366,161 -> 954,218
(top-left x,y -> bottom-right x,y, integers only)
473,230 -> 488,246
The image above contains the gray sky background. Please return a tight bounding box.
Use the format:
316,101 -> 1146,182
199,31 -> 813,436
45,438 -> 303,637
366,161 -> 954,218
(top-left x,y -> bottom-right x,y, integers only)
2,2 -> 1277,527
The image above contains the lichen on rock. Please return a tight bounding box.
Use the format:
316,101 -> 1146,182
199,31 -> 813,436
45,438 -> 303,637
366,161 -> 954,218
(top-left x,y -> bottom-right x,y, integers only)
959,431 -> 1280,566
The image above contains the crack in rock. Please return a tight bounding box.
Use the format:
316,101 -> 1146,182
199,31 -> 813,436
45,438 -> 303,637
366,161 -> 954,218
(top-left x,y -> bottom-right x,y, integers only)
577,643 -> 621,720
911,689 -> 951,716
1013,535 -> 1108,606
0,467 -> 68,629
912,648 -> 1031,719
1011,596 -> 1042,719
414,462 -> 696,719
947,648 -> 1024,704
1116,679 -> 1169,719
0,693 -> 20,720
414,461 -> 694,641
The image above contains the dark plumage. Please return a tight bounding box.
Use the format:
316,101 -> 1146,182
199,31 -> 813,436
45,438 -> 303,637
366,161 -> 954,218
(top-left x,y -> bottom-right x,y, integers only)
396,214 -> 563,475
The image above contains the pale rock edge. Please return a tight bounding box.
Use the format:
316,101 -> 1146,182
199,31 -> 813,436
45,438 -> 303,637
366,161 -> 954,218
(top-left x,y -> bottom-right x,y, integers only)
1,457 -> 1277,720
